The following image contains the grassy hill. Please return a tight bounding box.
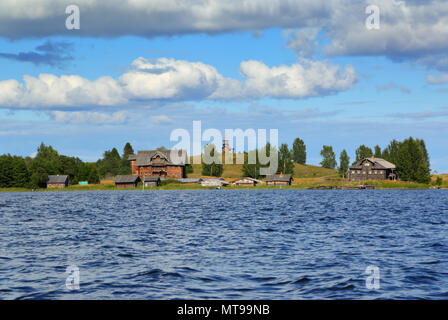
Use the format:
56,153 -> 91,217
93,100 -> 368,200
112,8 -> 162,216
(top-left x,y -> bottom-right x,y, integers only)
187,157 -> 338,180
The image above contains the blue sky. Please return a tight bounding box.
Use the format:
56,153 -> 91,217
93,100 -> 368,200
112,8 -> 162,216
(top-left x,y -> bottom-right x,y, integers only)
0,1 -> 447,172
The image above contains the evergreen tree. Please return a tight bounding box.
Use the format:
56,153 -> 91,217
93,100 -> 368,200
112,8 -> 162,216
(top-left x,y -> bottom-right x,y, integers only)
339,149 -> 350,177
123,142 -> 134,158
291,138 -> 306,164
278,143 -> 294,175
374,145 -> 382,158
320,145 -> 337,169
242,150 -> 260,178
395,137 -> 431,183
355,145 -> 373,162
382,139 -> 400,164
201,144 -> 223,177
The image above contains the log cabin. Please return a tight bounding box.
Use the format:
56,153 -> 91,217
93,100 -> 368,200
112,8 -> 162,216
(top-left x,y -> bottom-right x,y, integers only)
128,150 -> 187,179
265,174 -> 293,186
231,177 -> 262,186
347,156 -> 397,181
115,175 -> 140,188
47,175 -> 69,188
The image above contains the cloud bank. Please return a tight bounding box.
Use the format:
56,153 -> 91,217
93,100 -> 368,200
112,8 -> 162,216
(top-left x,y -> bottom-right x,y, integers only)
0,57 -> 356,109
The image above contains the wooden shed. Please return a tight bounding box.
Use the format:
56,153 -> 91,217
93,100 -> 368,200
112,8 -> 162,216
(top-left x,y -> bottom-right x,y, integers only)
114,175 -> 140,188
47,175 -> 69,188
265,174 -> 293,186
143,176 -> 160,187
231,177 -> 262,186
200,178 -> 229,187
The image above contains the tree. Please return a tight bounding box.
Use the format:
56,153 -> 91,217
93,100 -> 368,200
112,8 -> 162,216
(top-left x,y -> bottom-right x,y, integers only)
382,139 -> 400,164
374,145 -> 382,158
435,176 -> 443,187
242,149 -> 260,178
355,145 -> 373,162
291,138 -> 306,164
123,142 -> 134,159
320,145 -> 337,169
278,143 -> 294,175
395,137 -> 431,183
339,149 -> 350,177
201,144 -> 223,177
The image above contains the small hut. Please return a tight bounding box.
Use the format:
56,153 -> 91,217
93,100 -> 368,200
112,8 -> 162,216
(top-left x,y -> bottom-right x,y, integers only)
231,177 -> 262,186
47,175 -> 70,188
114,175 -> 140,188
200,178 -> 229,187
265,174 -> 293,186
143,176 -> 160,187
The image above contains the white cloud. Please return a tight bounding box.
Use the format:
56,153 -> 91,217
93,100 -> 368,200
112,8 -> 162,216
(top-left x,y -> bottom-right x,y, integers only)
426,73 -> 448,85
0,57 -> 357,108
150,115 -> 173,124
0,74 -> 125,108
212,59 -> 356,99
1,1 -> 447,71
50,111 -> 129,124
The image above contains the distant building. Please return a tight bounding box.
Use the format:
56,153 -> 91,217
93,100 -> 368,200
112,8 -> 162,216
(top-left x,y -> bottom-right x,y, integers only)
231,177 -> 262,186
114,175 -> 140,188
265,174 -> 293,186
200,178 -> 229,187
222,139 -> 233,154
347,156 -> 396,181
47,175 -> 69,188
143,176 -> 160,187
128,150 -> 188,179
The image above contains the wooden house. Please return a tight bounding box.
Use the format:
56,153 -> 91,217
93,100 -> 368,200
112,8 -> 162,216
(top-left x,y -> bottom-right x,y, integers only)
114,175 -> 140,188
47,175 -> 69,188
128,150 -> 187,179
200,178 -> 229,187
231,177 -> 262,186
143,176 -> 160,187
265,174 -> 293,186
347,156 -> 396,181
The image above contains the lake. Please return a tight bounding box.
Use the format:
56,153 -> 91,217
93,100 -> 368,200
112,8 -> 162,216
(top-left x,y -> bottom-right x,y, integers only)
0,189 -> 447,299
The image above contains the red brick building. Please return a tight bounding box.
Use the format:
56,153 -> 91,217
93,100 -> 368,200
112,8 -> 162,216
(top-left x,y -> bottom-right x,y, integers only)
128,150 -> 187,179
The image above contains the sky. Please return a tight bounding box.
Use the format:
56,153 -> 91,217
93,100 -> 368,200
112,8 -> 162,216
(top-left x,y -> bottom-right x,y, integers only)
0,0 -> 447,172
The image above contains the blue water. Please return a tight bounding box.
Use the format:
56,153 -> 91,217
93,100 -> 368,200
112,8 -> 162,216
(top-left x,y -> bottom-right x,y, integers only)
0,189 -> 447,299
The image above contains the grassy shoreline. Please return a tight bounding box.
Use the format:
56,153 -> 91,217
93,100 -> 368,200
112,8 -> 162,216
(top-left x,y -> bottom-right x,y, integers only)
0,182 -> 444,192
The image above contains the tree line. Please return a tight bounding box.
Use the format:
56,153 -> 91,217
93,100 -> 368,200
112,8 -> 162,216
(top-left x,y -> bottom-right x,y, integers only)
0,142 -> 140,188
201,137 -> 432,184
319,137 -> 431,183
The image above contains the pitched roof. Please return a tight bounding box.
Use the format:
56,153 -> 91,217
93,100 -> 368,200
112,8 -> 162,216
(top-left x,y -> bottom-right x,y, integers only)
130,150 -> 187,166
350,157 -> 396,169
143,176 -> 160,182
265,174 -> 293,182
47,175 -> 69,183
232,177 -> 262,184
114,175 -> 140,183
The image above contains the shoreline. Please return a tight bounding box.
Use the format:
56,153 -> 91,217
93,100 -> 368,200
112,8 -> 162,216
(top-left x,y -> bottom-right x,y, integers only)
0,184 -> 444,192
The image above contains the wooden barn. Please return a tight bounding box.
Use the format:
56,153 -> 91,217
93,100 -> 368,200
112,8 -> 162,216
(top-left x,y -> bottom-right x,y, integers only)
128,150 -> 187,179
114,175 -> 140,188
231,177 -> 262,186
47,175 -> 69,188
143,176 -> 160,187
265,174 -> 293,186
347,156 -> 397,181
200,178 -> 229,187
